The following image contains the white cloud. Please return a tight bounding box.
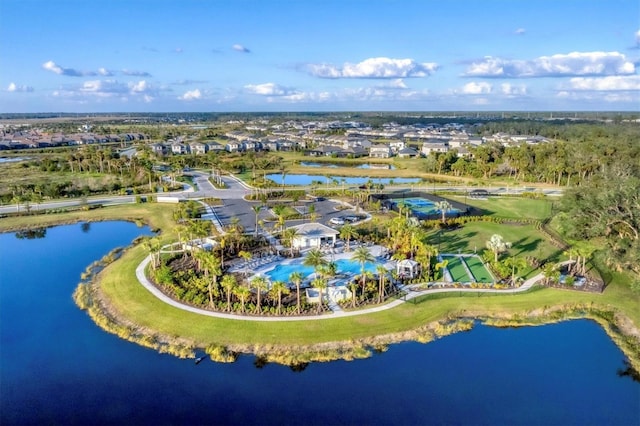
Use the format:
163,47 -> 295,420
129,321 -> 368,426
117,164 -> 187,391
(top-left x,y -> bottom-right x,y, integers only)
514,28 -> 526,35
98,67 -> 114,76
7,82 -> 34,92
232,44 -> 250,53
179,89 -> 202,100
244,83 -> 296,96
306,57 -> 439,79
464,51 -> 635,78
567,75 -> 640,91
122,69 -> 152,77
500,83 -> 527,96
459,81 -> 492,94
42,60 -> 97,77
376,79 -> 408,89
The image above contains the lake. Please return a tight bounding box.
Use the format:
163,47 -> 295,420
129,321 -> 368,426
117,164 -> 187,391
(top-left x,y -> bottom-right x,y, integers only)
1,222 -> 638,425
266,173 -> 421,186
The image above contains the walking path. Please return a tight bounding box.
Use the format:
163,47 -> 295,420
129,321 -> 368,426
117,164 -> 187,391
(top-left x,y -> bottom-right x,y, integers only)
136,255 -> 545,322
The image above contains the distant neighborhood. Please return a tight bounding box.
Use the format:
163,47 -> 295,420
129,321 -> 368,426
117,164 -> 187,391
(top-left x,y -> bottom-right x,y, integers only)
0,119 -> 550,159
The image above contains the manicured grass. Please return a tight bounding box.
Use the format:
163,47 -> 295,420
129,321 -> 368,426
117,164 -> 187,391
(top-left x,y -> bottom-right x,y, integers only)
442,255 -> 471,282
451,196 -> 553,220
432,221 -> 562,278
464,256 -> 494,283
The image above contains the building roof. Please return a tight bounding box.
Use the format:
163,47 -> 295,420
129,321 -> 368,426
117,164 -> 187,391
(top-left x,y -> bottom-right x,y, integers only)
289,222 -> 339,238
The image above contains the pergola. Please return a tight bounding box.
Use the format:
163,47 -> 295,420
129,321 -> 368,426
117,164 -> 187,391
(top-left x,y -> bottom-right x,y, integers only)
396,259 -> 421,279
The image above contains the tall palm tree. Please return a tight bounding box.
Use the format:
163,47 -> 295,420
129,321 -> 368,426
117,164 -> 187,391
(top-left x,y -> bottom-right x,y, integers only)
251,204 -> 263,237
311,277 -> 327,313
282,227 -> 299,257
234,285 -> 250,313
221,274 -> 237,312
339,224 -> 356,251
201,251 -> 222,306
435,200 -> 452,223
238,250 -> 252,277
142,236 -> 162,270
352,246 -> 374,295
269,280 -> 290,315
376,264 -> 387,303
303,248 -> 327,275
504,256 -> 528,285
251,275 -> 268,314
289,271 -> 304,314
486,234 -> 512,263
348,281 -> 358,308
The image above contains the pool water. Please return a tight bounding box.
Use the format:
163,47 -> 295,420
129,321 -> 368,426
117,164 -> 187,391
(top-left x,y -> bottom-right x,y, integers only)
265,258 -> 379,283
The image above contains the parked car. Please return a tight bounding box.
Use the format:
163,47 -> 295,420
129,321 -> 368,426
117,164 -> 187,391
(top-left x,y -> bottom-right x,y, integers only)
329,217 -> 345,225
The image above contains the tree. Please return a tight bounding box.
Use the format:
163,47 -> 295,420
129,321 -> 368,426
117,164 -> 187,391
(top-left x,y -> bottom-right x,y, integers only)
282,227 -> 299,257
142,236 -> 162,270
542,263 -> 560,285
201,251 -> 222,307
251,204 -> 263,237
221,274 -> 237,312
234,285 -> 251,313
311,277 -> 327,313
289,271 -> 304,314
251,275 -> 268,314
303,248 -> 327,274
352,246 -> 374,295
376,264 -> 387,303
435,200 -> 452,224
503,256 -> 528,285
269,280 -> 290,315
238,250 -> 252,277
339,224 -> 357,251
486,234 -> 512,263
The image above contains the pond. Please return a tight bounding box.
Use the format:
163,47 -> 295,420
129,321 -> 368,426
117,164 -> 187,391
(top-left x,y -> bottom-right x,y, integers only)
1,222 -> 638,425
300,162 -> 395,170
266,173 -> 422,186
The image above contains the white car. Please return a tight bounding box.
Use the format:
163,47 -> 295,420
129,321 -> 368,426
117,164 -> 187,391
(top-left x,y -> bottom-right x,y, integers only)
329,217 -> 345,225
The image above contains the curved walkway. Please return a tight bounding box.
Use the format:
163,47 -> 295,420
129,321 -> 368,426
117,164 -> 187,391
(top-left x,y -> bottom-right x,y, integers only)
136,255 -> 546,322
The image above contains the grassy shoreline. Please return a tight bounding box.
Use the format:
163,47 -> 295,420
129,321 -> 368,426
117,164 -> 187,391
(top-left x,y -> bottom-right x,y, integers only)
2,204 -> 639,371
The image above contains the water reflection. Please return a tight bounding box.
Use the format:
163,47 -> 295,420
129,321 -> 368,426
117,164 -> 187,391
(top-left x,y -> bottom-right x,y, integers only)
14,228 -> 47,239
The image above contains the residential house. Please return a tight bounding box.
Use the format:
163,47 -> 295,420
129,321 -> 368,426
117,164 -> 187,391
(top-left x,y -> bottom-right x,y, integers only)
189,142 -> 207,155
397,146 -> 420,158
369,144 -> 392,158
421,142 -> 449,156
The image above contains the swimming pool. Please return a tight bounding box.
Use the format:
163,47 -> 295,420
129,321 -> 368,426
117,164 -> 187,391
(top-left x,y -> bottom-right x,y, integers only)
394,197 -> 461,218
264,258 -> 379,283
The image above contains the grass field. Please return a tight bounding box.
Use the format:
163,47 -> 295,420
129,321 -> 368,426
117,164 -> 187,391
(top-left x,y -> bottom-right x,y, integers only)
442,255 -> 471,282
432,221 -> 562,278
464,255 -> 494,283
451,196 -> 553,220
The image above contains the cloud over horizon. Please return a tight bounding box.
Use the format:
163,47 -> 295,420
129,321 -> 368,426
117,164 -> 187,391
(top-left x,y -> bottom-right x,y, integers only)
42,60 -> 98,77
306,57 -> 439,79
232,44 -> 250,53
464,51 -> 635,78
244,83 -> 297,96
178,89 -> 202,100
7,83 -> 34,92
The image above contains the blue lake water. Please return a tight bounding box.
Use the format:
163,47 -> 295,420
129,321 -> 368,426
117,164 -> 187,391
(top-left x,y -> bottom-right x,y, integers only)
1,222 -> 638,425
266,173 -> 421,186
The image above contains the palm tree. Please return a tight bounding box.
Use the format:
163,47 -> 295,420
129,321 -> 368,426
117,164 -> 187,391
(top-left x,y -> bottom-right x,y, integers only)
504,256 -> 528,285
486,234 -> 512,263
435,200 -> 452,223
269,280 -> 290,315
251,275 -> 268,314
542,263 -> 559,285
234,285 -> 251,313
376,264 -> 387,303
311,277 -> 327,313
303,248 -> 327,274
352,246 -> 374,295
282,227 -> 299,257
339,224 -> 356,251
289,271 -> 304,314
142,236 -> 162,270
221,274 -> 237,312
201,251 -> 222,306
348,281 -> 358,308
251,204 -> 263,237
238,250 -> 252,277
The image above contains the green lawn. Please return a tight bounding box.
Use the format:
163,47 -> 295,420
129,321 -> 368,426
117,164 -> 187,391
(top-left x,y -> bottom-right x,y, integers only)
451,196 -> 553,220
464,256 -> 494,283
432,221 -> 563,278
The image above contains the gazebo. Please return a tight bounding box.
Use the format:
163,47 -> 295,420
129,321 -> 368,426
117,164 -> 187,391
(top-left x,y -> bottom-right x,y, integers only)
396,259 -> 421,279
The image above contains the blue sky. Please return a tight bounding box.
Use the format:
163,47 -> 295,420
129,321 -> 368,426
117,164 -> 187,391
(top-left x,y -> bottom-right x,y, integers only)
1,0 -> 639,112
